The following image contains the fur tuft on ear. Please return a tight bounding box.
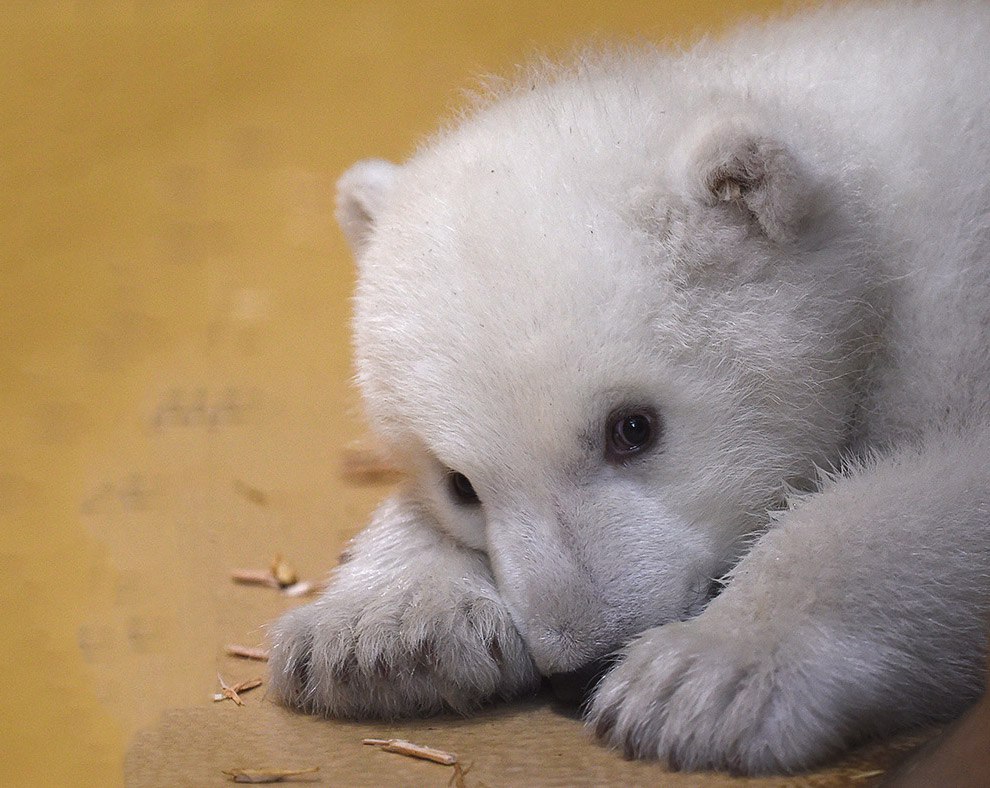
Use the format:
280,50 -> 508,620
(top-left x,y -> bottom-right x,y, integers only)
335,159 -> 399,256
686,118 -> 813,243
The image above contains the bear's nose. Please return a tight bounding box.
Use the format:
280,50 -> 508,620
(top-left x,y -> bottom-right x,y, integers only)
547,654 -> 617,707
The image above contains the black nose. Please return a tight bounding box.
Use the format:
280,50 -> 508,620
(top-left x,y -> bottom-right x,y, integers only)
547,654 -> 617,707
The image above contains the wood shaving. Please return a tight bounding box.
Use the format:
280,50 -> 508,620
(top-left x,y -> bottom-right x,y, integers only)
341,446 -> 404,484
270,554 -> 298,587
363,737 -> 458,766
282,579 -> 327,598
232,556 -> 320,595
214,674 -> 263,705
848,769 -> 886,781
221,766 -> 320,783
231,568 -> 281,588
448,761 -> 472,788
225,644 -> 270,661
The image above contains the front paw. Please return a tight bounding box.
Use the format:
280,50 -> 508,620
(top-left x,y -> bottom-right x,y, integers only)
268,583 -> 539,719
587,617 -> 860,774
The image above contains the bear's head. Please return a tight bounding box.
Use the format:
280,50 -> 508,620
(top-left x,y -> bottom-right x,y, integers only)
335,80 -> 880,676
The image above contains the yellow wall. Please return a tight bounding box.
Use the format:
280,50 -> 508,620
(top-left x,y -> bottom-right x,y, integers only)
1,2 -> 791,785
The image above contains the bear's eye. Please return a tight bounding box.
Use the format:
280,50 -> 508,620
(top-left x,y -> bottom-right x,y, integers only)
606,408 -> 659,462
448,471 -> 480,505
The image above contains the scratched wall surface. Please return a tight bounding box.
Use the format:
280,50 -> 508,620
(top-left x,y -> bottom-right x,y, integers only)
0,2 -> 891,785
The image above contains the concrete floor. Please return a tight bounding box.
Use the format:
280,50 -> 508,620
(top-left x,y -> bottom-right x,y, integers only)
1,2 -> 972,785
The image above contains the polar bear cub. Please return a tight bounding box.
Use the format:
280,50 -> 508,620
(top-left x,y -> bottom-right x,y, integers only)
270,1 -> 990,774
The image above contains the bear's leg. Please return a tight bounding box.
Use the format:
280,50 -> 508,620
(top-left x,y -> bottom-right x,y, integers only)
268,493 -> 540,718
589,429 -> 990,774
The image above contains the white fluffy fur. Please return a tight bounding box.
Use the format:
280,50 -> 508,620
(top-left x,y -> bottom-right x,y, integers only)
270,1 -> 990,774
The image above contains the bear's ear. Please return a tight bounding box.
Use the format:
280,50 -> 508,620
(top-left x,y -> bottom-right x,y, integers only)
335,159 -> 399,256
685,118 -> 813,244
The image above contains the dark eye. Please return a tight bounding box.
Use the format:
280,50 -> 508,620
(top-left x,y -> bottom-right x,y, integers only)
448,471 -> 480,505
606,408 -> 659,462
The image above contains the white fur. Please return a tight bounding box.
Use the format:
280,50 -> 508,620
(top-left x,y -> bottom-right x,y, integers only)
270,1 -> 990,774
